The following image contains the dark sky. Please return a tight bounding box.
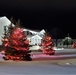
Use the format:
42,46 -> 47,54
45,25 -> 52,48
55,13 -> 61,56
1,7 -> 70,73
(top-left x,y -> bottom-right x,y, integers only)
0,0 -> 76,38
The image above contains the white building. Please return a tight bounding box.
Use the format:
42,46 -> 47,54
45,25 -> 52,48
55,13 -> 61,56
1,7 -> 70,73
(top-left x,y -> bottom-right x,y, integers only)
0,16 -> 46,46
0,16 -> 15,45
23,29 -> 46,45
30,35 -> 42,45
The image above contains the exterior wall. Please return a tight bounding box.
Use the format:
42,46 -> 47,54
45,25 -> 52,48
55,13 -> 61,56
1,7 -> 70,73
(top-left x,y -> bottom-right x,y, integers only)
29,35 -> 42,45
0,16 -> 11,45
30,38 -> 42,45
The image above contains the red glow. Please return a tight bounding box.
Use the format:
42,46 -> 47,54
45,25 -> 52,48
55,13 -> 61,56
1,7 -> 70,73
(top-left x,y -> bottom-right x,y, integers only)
72,42 -> 76,48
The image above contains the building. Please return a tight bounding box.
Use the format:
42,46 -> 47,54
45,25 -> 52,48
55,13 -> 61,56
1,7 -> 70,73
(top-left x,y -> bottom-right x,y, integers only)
0,16 -> 46,46
23,29 -> 45,45
30,35 -> 42,45
0,16 -> 15,45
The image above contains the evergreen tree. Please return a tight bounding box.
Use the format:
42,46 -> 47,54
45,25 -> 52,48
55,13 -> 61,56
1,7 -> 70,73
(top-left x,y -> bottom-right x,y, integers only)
39,34 -> 55,55
1,19 -> 32,61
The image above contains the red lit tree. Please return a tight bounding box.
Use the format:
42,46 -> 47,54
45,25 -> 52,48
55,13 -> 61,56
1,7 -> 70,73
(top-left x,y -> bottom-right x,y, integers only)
39,34 -> 55,55
1,19 -> 32,61
72,42 -> 76,48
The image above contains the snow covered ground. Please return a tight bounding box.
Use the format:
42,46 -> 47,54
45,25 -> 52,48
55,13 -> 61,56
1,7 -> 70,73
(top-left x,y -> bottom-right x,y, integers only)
29,46 -> 40,50
29,46 -> 76,51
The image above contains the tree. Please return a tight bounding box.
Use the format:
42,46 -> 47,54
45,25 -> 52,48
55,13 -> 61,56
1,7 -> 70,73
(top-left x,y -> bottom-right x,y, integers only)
63,37 -> 73,45
51,27 -> 64,47
1,21 -> 32,61
39,34 -> 55,55
63,34 -> 73,46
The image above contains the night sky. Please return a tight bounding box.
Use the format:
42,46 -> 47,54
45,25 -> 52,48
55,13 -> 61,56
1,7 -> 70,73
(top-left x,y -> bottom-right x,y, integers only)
0,0 -> 76,39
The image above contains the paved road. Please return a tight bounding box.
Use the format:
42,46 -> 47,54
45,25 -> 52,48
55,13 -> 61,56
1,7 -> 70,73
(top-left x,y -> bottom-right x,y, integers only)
0,60 -> 76,75
0,49 -> 76,75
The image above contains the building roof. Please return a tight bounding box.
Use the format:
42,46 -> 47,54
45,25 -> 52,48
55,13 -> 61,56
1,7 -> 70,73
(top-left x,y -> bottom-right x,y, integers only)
0,16 -> 15,26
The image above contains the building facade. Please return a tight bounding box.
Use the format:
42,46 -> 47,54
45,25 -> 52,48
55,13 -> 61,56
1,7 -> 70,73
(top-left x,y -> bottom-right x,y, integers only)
0,16 -> 46,46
